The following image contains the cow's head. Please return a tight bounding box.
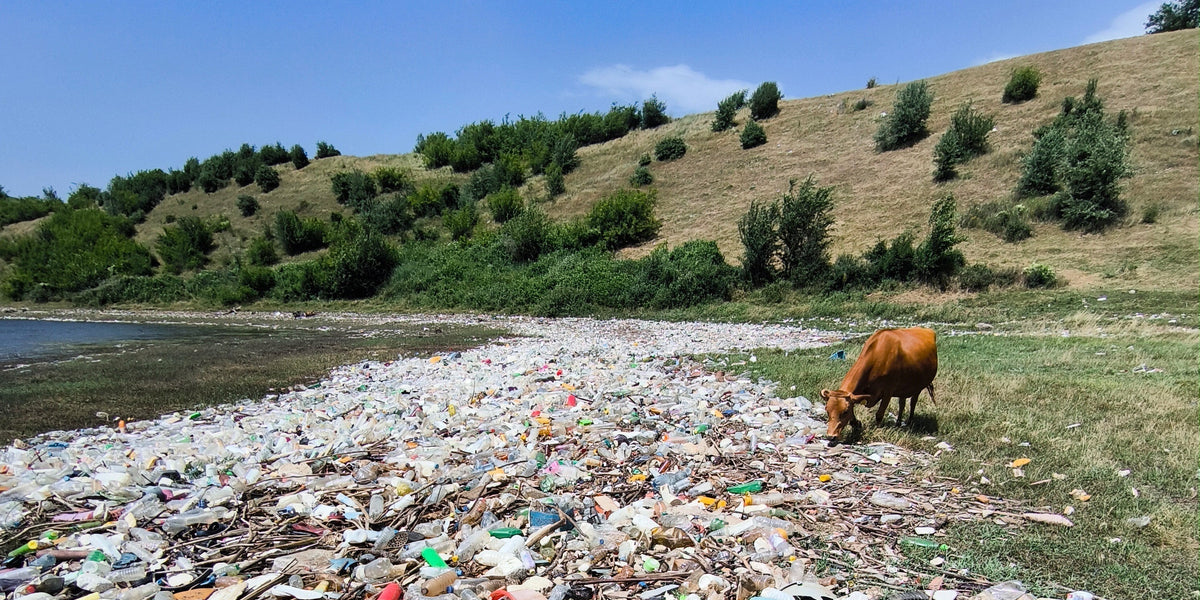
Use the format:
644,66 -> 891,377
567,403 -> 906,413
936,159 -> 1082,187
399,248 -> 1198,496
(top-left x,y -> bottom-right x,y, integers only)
821,389 -> 870,439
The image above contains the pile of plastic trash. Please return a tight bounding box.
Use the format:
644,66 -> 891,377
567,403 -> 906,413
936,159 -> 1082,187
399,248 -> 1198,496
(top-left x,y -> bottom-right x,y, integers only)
0,315 -> 1094,600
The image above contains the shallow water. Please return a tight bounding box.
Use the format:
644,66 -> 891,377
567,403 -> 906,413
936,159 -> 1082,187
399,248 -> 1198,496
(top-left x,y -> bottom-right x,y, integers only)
0,318 -> 205,362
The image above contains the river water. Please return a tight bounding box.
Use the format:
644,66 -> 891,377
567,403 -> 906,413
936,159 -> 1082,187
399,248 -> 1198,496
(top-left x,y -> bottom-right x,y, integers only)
0,318 -> 204,363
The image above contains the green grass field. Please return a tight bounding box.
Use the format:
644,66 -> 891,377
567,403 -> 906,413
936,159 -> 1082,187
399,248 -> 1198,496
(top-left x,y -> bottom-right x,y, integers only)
731,319 -> 1198,599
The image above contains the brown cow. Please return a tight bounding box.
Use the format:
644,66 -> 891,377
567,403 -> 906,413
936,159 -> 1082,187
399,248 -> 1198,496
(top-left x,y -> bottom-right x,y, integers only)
821,327 -> 937,439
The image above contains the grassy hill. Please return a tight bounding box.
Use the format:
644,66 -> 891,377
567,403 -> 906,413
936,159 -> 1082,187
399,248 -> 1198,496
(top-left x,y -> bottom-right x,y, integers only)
544,29 -> 1198,291
4,31 -> 1196,297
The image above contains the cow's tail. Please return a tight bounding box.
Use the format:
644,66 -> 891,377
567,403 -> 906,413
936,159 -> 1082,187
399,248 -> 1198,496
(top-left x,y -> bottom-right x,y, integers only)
925,382 -> 937,405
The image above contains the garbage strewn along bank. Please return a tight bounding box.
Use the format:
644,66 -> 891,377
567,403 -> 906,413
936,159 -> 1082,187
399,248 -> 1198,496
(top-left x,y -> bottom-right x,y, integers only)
1,315 -> 1059,600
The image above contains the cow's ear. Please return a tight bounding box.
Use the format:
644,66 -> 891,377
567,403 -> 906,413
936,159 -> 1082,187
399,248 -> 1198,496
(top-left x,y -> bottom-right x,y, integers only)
820,389 -> 831,400
850,394 -> 873,405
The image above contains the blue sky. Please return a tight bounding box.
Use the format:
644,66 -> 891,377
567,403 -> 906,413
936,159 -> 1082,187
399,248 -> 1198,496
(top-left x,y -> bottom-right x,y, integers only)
0,0 -> 1160,198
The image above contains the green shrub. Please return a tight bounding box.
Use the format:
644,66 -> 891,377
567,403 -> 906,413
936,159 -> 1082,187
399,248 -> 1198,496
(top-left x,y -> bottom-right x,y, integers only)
234,160 -> 259,187
1017,127 -> 1065,197
737,200 -> 779,286
290,144 -> 309,170
321,232 -> 398,299
270,261 -> 325,301
274,210 -> 327,255
487,187 -> 524,223
555,218 -> 601,251
237,195 -> 259,217
156,216 -> 214,275
960,202 -> 1032,242
863,231 -> 917,283
73,274 -> 189,306
0,194 -> 58,227
1145,0 -> 1198,33
0,208 -> 153,300
501,204 -> 554,262
239,265 -> 276,296
914,195 -> 965,286
545,162 -> 566,198
166,168 -> 192,195
827,254 -> 875,290
586,189 -> 662,250
330,170 -> 378,212
67,184 -> 102,210
638,153 -> 652,167
852,98 -> 872,112
164,214 -> 176,224
196,169 -> 225,194
245,236 -> 278,266
933,102 -> 995,181
866,77 -> 877,89
875,80 -> 933,151
654,136 -> 687,161
255,165 -> 281,193
445,202 -> 479,240
467,164 -> 502,201
712,89 -> 747,132
550,135 -> 581,174
259,143 -> 290,166
1141,203 -> 1161,224
1003,66 -> 1042,104
372,166 -> 413,194
740,120 -> 767,149
315,141 -> 340,159
629,166 -> 653,186
1058,111 -> 1130,231
415,132 -> 455,169
634,240 -> 737,309
958,264 -> 997,292
749,82 -> 782,120
641,95 -> 670,129
776,176 -> 835,283
1023,263 -> 1057,288
101,169 -> 170,216
362,194 -> 415,235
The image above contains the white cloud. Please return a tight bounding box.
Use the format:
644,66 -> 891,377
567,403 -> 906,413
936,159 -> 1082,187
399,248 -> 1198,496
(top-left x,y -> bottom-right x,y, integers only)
578,64 -> 753,114
1083,1 -> 1159,44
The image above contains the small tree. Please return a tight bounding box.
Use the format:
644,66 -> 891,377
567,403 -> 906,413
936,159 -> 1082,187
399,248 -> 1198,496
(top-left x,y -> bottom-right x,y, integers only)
156,216 -> 214,274
444,202 -> 479,240
545,162 -> 566,197
372,166 -> 413,194
587,189 -> 662,250
255,165 -> 281,193
737,200 -> 778,286
1145,0 -> 1199,32
654,136 -> 687,161
289,144 -> 309,169
914,195 -> 965,286
1017,127 -> 1065,197
246,236 -> 278,266
487,187 -> 523,223
330,170 -> 378,212
740,120 -> 767,149
933,102 -> 995,181
875,80 -> 933,151
641,95 -> 670,129
749,82 -> 782,120
776,176 -> 835,283
237,195 -> 259,217
712,90 -> 747,132
1002,66 -> 1042,104
315,141 -> 341,159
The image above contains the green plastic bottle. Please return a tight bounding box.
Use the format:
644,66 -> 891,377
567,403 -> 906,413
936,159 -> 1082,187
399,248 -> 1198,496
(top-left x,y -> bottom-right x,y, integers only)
899,537 -> 948,551
727,481 -> 764,494
420,547 -> 448,568
488,527 -> 523,539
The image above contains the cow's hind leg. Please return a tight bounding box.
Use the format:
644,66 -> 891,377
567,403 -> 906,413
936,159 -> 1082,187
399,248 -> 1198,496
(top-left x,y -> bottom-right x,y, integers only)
902,395 -> 917,427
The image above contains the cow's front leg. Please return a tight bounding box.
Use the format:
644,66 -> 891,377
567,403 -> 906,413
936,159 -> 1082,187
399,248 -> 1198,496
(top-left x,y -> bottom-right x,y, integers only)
874,397 -> 891,425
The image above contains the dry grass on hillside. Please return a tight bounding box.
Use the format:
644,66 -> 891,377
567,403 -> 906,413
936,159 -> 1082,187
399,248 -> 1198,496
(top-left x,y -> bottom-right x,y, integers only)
544,30 -> 1198,291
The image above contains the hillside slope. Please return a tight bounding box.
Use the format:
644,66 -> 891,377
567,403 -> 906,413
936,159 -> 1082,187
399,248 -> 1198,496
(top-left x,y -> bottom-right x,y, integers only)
546,30 -> 1198,291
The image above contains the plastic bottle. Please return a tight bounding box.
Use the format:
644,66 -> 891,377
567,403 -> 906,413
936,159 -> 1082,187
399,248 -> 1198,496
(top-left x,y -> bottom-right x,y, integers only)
361,557 -> 393,583
372,527 -> 397,554
108,564 -> 147,584
868,491 -> 912,511
0,567 -> 40,593
117,582 -> 160,600
898,537 -> 948,551
727,481 -> 763,494
420,547 -> 447,568
162,507 -> 231,535
420,570 -> 457,596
